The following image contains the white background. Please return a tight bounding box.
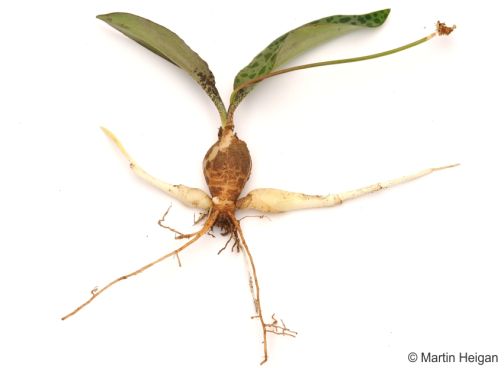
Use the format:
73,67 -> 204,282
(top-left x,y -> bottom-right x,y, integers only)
1,1 -> 502,367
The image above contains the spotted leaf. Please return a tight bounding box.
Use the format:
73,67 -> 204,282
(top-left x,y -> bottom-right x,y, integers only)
230,9 -> 390,108
97,12 -> 227,123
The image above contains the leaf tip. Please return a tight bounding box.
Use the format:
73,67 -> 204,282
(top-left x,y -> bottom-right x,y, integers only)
96,13 -> 110,22
96,12 -> 129,25
369,8 -> 391,27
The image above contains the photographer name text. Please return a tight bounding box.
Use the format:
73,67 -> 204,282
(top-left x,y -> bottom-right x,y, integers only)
409,352 -> 499,365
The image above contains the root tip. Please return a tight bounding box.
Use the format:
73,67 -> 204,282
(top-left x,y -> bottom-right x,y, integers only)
100,126 -> 116,142
435,163 -> 460,171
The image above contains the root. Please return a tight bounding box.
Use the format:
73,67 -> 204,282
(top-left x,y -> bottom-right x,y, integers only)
175,251 -> 182,267
157,204 -> 184,237
265,314 -> 297,337
217,231 -> 240,255
158,205 -> 205,240
237,164 -> 459,213
253,313 -> 298,337
228,213 -> 269,365
101,127 -> 212,210
229,213 -> 297,364
238,214 -> 271,222
62,210 -> 219,321
193,211 -> 209,225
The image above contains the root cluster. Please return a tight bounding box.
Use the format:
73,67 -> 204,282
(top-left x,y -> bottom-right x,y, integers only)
62,208 -> 294,364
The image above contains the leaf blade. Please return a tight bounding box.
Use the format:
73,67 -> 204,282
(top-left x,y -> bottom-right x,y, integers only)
230,9 -> 390,108
97,12 -> 227,123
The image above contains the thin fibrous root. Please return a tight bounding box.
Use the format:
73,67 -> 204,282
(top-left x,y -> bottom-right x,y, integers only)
237,164 -> 459,213
228,213 -> 269,365
157,205 -> 197,239
248,276 -> 256,312
231,233 -> 241,253
175,251 -> 182,267
265,313 -> 298,337
158,206 -> 210,239
217,231 -> 240,255
253,314 -> 298,337
157,204 -> 182,236
238,214 -> 272,223
218,236 -> 233,255
193,211 -> 209,225
158,223 -> 187,239
61,210 -> 219,321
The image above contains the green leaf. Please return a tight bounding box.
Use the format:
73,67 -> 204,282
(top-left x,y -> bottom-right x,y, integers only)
230,9 -> 390,108
97,12 -> 227,124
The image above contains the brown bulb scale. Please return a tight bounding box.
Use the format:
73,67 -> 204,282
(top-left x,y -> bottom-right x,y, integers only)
203,126 -> 252,208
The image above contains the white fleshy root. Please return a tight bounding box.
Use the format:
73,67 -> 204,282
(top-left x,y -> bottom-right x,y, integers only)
236,164 -> 459,213
101,127 -> 212,210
